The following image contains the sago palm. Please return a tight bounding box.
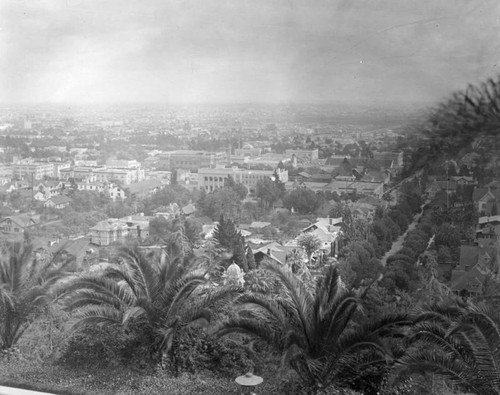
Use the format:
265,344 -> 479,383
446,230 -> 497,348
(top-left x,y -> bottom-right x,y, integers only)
390,300 -> 500,395
0,241 -> 73,349
62,244 -> 240,359
217,262 -> 409,389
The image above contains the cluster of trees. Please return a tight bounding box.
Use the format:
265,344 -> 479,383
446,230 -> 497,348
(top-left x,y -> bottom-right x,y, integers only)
196,177 -> 247,220
148,214 -> 202,252
383,227 -> 433,294
212,215 -> 256,272
334,179 -> 425,291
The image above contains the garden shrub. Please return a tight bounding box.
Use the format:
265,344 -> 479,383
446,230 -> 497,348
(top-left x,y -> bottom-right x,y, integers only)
58,325 -> 144,368
168,328 -> 255,377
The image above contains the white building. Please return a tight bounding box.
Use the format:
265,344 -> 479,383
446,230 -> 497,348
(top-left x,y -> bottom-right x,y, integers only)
198,167 -> 288,194
12,161 -> 54,180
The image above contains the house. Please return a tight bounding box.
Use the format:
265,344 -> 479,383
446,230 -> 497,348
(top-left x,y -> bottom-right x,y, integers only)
473,188 -> 500,215
450,266 -> 487,297
35,180 -> 64,200
181,203 -> 196,216
122,214 -> 153,239
89,219 -> 129,246
476,215 -> 500,240
251,241 -> 295,266
298,217 -> 343,257
89,214 -> 152,246
33,190 -> 46,201
450,244 -> 497,297
108,184 -> 126,201
0,214 -> 38,233
43,195 -> 73,209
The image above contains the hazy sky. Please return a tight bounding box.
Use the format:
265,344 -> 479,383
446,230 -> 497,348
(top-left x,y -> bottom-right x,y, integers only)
1,0 -> 499,105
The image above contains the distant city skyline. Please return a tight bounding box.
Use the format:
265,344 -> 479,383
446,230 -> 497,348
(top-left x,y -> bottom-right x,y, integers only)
1,0 -> 499,106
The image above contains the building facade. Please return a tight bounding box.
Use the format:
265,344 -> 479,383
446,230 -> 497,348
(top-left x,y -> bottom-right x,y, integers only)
12,162 -> 54,180
93,167 -> 145,185
198,167 -> 288,194
161,150 -> 226,171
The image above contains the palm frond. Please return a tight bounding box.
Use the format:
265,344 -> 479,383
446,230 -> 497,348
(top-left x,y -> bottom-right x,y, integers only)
68,304 -> 123,334
118,245 -> 158,301
216,317 -> 283,348
63,275 -> 136,309
260,261 -> 315,345
391,349 -> 488,394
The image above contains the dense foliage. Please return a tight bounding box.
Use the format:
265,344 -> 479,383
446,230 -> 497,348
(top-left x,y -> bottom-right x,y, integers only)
218,262 -> 409,393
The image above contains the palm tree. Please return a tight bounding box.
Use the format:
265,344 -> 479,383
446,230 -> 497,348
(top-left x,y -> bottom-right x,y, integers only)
62,244 -> 240,364
217,262 -> 409,390
297,233 -> 322,266
0,241 -> 72,349
389,300 -> 500,395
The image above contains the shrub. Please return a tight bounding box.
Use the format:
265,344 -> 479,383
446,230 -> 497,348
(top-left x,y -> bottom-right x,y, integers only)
396,247 -> 418,260
169,328 -> 256,377
386,254 -> 415,266
388,210 -> 409,232
58,325 -> 142,368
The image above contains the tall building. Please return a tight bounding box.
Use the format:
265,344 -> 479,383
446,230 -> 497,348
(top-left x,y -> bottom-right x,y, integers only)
198,167 -> 288,194
93,167 -> 144,185
159,150 -> 226,171
12,162 -> 54,180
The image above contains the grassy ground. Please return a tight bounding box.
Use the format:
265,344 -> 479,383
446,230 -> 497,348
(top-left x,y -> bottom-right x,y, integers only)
0,354 -> 281,395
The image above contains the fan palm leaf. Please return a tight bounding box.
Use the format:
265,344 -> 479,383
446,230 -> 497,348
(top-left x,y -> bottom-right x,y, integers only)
218,262 -> 408,388
0,241 -> 72,349
62,242 -> 241,359
391,300 -> 500,394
